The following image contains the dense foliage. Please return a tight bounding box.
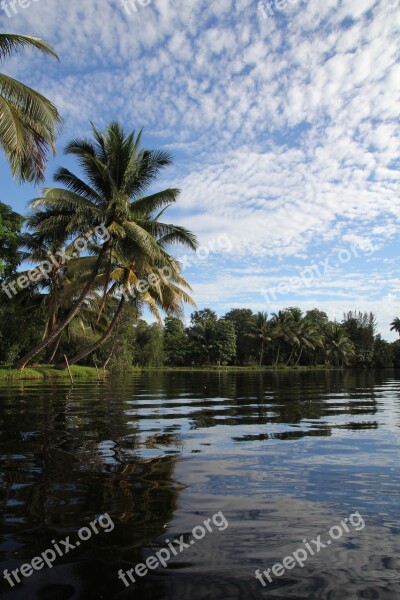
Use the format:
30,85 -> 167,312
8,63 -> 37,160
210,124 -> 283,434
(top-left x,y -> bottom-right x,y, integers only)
0,195 -> 398,370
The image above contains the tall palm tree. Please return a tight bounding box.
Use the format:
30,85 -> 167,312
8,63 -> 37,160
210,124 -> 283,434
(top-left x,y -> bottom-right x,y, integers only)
390,317 -> 400,336
0,34 -> 61,182
15,122 -> 197,369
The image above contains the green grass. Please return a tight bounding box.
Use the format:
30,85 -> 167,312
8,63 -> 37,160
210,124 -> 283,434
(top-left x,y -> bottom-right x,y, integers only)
0,365 -> 105,381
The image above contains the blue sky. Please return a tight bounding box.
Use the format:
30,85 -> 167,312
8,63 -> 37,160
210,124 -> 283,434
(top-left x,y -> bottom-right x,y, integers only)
1,0 -> 399,338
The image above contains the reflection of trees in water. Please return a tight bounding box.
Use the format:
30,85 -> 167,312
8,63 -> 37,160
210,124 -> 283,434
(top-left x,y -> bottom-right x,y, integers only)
0,380 -> 184,600
140,369 -> 385,437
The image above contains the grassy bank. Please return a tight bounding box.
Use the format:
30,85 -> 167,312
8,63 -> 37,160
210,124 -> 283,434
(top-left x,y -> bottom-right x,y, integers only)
138,365 -> 334,373
0,365 -> 105,381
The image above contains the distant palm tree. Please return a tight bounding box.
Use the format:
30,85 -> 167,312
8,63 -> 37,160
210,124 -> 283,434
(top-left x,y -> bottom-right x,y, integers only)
271,310 -> 298,366
390,317 -> 400,336
293,321 -> 323,366
0,34 -> 61,182
247,311 -> 271,366
325,324 -> 355,367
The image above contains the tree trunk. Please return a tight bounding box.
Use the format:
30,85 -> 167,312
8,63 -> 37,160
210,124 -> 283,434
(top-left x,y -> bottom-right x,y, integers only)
274,342 -> 281,367
259,340 -> 264,366
103,342 -> 116,370
14,242 -> 110,370
286,346 -> 295,366
56,296 -> 126,369
295,346 -> 303,366
48,332 -> 62,364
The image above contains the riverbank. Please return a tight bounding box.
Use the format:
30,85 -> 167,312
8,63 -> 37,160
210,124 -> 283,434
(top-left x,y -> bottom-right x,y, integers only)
138,365 -> 333,373
0,365 -> 105,380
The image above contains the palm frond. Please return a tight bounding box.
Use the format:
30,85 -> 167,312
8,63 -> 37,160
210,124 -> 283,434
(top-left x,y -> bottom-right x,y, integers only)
0,34 -> 59,61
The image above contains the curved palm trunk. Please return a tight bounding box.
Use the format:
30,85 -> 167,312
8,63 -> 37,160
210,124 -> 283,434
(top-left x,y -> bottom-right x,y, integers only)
14,242 -> 110,369
48,332 -> 62,364
295,346 -> 304,366
103,342 -> 116,369
56,296 -> 126,369
286,346 -> 295,366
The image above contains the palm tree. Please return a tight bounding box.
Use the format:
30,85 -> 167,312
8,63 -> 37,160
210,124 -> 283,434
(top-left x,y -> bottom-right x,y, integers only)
18,231 -> 112,362
15,122 -> 197,369
293,321 -> 323,366
19,231 -> 68,342
325,324 -> 355,367
56,237 -> 196,367
247,311 -> 271,366
0,34 -> 61,182
270,310 -> 298,366
390,317 -> 400,336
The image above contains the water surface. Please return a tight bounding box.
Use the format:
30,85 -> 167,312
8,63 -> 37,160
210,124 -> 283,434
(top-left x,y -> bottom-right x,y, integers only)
0,370 -> 399,599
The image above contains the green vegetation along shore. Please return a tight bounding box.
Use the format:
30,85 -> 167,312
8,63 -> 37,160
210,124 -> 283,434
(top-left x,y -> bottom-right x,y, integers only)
0,366 -> 105,381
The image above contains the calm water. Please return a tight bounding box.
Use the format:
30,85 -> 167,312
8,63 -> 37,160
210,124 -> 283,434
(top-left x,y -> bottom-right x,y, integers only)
0,370 -> 399,599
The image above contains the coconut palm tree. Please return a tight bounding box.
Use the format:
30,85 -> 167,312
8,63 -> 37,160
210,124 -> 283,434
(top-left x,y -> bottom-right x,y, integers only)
18,231 -> 113,362
56,237 -> 196,367
390,317 -> 400,336
247,311 -> 271,366
293,321 -> 323,366
0,34 -> 61,182
15,122 -> 197,369
19,230 -> 68,342
270,310 -> 298,366
325,323 -> 355,367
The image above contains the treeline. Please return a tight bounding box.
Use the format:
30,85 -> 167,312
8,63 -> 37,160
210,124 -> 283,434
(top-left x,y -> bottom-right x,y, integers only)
161,308 -> 399,368
89,308 -> 400,371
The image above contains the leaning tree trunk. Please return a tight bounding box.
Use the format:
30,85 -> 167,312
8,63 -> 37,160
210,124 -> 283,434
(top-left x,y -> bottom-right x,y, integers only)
14,242 -> 110,370
103,341 -> 116,369
48,332 -> 62,364
286,346 -> 295,366
56,296 -> 126,369
295,346 -> 304,366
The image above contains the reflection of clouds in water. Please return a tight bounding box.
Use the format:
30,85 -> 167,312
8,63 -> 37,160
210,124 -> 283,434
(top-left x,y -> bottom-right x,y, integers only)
169,478 -> 400,599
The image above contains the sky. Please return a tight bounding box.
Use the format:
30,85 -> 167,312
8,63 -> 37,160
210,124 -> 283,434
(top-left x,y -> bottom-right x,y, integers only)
1,0 -> 399,338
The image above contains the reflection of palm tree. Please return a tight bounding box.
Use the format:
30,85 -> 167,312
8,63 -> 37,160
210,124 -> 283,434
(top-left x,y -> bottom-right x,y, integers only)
325,324 -> 355,367
390,317 -> 400,336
